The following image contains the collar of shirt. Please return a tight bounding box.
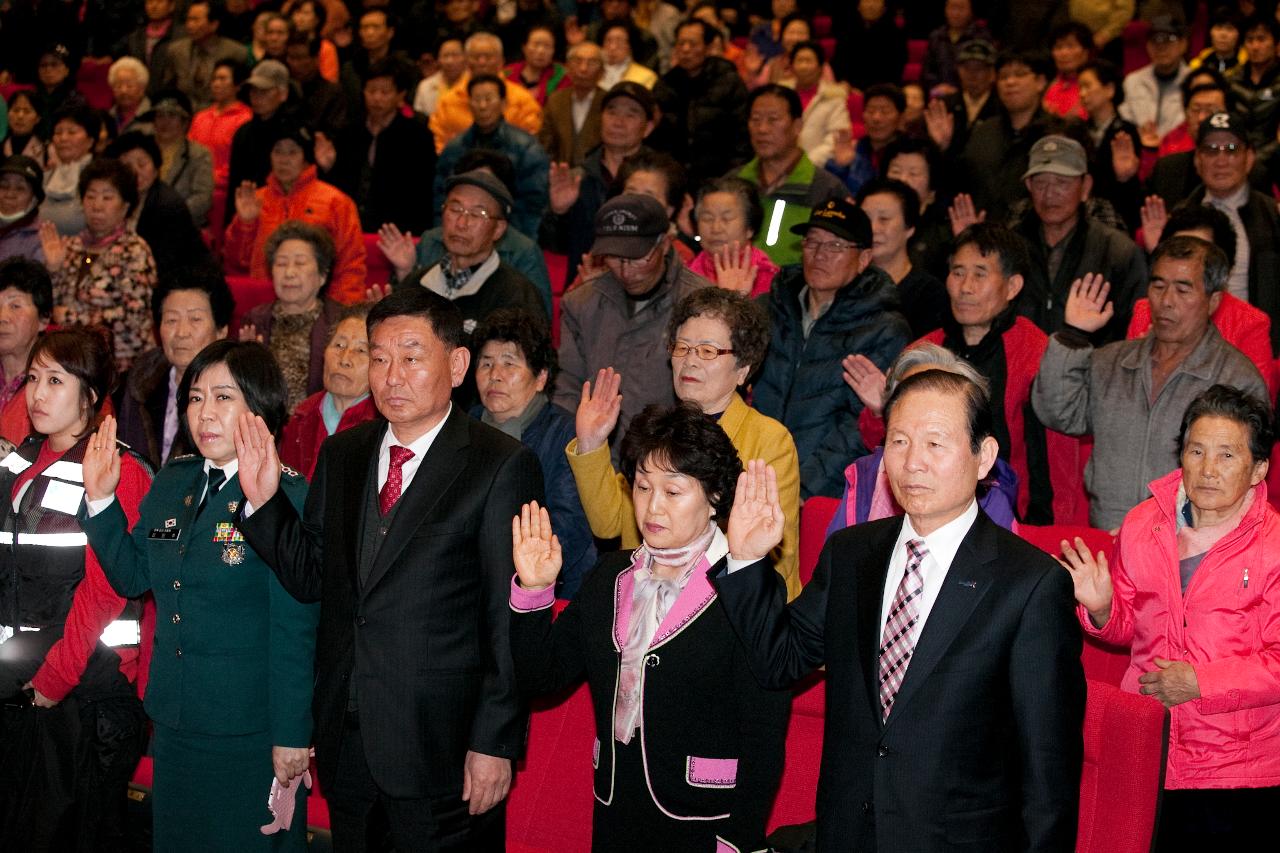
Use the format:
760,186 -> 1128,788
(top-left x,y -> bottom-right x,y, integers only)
198,456 -> 239,507
377,403 -> 452,493
1206,181 -> 1250,211
879,500 -> 980,642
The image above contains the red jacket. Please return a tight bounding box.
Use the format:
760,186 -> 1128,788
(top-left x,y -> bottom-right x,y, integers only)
1127,293 -> 1276,401
223,165 -> 368,305
279,391 -> 378,479
1082,469 -> 1280,789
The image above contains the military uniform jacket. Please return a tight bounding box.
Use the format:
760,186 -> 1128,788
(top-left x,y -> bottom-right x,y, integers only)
81,455 -> 318,745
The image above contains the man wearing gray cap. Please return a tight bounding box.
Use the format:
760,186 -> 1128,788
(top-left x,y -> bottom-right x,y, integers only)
151,0 -> 244,111
553,193 -> 710,459
225,59 -> 297,222
390,170 -> 545,337
1013,134 -> 1146,343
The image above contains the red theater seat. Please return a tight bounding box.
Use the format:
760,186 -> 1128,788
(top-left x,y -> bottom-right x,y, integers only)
364,234 -> 394,288
798,496 -> 839,586
1076,680 -> 1167,853
226,275 -> 275,332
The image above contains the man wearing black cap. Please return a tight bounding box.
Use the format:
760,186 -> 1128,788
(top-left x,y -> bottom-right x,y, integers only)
925,37 -> 1002,157
389,169 -> 544,337
548,80 -> 657,289
1185,110 -> 1280,348
553,193 -> 710,457
752,199 -> 911,499
1119,14 -> 1191,144
0,156 -> 46,264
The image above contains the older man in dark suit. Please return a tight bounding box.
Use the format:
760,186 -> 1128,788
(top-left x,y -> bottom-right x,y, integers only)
235,287 -> 544,851
716,368 -> 1085,852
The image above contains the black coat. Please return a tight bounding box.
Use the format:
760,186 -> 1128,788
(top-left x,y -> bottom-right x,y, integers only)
238,410 -> 544,799
712,511 -> 1085,853
135,180 -> 212,282
655,57 -> 751,185
323,112 -> 436,233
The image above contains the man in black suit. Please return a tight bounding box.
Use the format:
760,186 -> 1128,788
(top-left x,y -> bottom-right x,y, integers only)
716,368 -> 1084,853
235,287 -> 543,851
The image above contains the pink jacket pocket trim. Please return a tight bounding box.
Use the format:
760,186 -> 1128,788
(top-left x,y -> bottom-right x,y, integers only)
686,756 -> 738,788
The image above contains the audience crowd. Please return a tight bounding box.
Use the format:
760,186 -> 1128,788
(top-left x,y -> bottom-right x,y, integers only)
1,1 -> 1279,851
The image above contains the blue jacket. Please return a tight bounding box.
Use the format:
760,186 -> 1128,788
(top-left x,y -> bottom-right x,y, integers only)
752,264 -> 910,499
471,400 -> 596,598
434,120 -> 550,241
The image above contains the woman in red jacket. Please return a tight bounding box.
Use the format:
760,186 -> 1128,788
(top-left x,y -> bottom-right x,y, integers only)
1061,384 -> 1280,849
0,326 -> 152,850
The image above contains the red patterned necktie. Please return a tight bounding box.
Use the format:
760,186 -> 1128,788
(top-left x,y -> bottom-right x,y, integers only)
878,538 -> 927,721
378,445 -> 414,515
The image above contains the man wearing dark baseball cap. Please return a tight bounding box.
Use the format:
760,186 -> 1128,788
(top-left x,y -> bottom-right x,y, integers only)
552,193 -> 711,457
1189,110 -> 1280,324
224,58 -> 298,222
1118,13 -> 1189,141
752,198 -> 912,498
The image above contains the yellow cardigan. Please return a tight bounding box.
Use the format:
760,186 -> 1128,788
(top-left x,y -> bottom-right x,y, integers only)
565,393 -> 802,600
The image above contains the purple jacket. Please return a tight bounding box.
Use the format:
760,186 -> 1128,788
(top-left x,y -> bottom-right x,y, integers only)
0,214 -> 44,264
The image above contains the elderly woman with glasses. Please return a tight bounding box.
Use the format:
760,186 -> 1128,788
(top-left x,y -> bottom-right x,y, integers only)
568,287 -> 802,599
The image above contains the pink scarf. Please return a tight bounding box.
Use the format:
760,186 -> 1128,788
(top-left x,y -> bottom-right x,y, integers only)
1175,482 -> 1255,561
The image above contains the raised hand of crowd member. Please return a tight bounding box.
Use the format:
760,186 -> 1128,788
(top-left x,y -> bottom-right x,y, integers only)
233,180 -> 263,223
37,220 -> 66,272
237,323 -> 263,343
575,366 -> 623,454
1063,273 -> 1115,333
82,414 -> 123,503
549,162 -> 583,215
726,460 -> 785,562
571,254 -> 608,291
841,353 -> 888,417
1139,195 -> 1168,252
312,131 -> 337,173
272,745 -> 311,785
1137,119 -> 1160,149
948,192 -> 986,236
233,411 -> 282,509
364,282 -> 392,302
376,222 -> 417,279
1110,131 -> 1141,184
1056,536 -> 1113,628
830,128 -> 856,168
923,98 -> 955,151
511,501 -> 562,592
712,241 -> 759,296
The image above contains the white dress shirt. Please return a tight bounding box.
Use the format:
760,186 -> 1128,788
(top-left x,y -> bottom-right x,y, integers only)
879,500 -> 979,646
376,404 -> 451,495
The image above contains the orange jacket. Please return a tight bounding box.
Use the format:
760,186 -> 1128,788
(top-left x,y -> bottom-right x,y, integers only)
223,165 -> 367,304
428,72 -> 543,153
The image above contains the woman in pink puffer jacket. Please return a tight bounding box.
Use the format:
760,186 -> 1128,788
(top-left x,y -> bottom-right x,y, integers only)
1060,384 -> 1280,849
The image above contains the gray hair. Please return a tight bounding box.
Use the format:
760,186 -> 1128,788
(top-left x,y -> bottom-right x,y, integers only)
465,32 -> 503,60
108,56 -> 150,89
1150,234 -> 1230,295
883,342 -> 990,400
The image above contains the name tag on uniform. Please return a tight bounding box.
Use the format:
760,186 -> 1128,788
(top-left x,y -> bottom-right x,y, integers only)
148,528 -> 181,540
41,479 -> 85,515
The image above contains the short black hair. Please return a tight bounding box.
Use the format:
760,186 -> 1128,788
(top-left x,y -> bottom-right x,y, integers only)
1241,13 -> 1280,42
471,307 -> 557,386
29,326 -> 117,432
883,368 -> 995,455
950,222 -> 1030,279
1211,5 -> 1242,31
675,18 -> 715,45
106,130 -> 162,169
748,82 -> 802,119
467,72 -> 506,98
179,340 -> 290,436
359,7 -> 396,29
695,175 -> 764,237
286,31 -> 323,55
363,56 -> 413,93
1161,202 -> 1237,263
78,158 -> 140,215
613,150 -> 687,211
600,19 -> 639,55
264,220 -> 336,296
214,56 -> 248,84
152,261 -> 236,330
1150,234 -> 1230,295
996,49 -> 1051,79
6,89 -> 37,114
789,38 -> 825,66
453,148 -> 516,194
1050,20 -> 1095,50
667,287 -> 770,376
367,286 -> 466,349
620,403 -> 742,520
190,0 -> 222,28
290,0 -> 327,32
856,177 -> 921,230
1080,58 -> 1122,98
863,82 -> 906,113
0,256 -> 53,319
51,103 -> 102,142
881,136 -> 943,193
1178,383 -> 1274,463
1183,80 -> 1231,112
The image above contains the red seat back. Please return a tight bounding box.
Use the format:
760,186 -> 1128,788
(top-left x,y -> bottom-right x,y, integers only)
226,275 -> 275,332
1076,680 -> 1167,853
364,233 -> 393,288
799,497 -> 839,586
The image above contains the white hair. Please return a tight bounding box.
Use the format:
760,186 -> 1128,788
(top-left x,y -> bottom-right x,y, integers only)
108,56 -> 150,89
465,32 -> 503,60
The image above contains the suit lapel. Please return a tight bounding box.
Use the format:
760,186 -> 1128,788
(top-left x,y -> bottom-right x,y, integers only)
882,513 -> 999,728
345,423 -> 385,592
362,409 -> 471,596
855,518 -> 903,726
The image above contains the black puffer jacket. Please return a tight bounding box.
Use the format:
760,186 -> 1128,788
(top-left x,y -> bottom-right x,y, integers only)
655,56 -> 751,185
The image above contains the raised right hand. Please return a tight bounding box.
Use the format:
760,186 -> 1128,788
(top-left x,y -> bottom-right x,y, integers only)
923,98 -> 954,150
1063,273 -> 1114,333
376,222 -> 418,279
313,131 -> 337,172
726,460 -> 784,562
549,162 -> 583,215
948,193 -> 986,237
575,367 -> 622,454
234,181 -> 263,223
1139,195 -> 1168,253
1057,536 -> 1113,627
830,128 -> 855,167
38,220 -> 66,271
841,354 -> 887,416
233,412 -> 281,509
511,501 -> 562,591
82,415 -> 121,503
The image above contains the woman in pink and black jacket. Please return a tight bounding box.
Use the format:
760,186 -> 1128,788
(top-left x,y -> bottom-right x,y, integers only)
509,404 -> 789,853
1060,384 -> 1280,849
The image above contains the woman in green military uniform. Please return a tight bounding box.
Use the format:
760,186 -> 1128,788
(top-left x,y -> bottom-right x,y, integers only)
80,340 -> 318,851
